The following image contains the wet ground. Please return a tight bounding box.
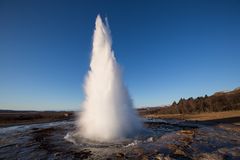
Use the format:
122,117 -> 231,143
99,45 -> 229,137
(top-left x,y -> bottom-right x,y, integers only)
0,119 -> 240,160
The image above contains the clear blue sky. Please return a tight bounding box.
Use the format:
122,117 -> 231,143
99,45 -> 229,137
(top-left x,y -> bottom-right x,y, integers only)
1,0 -> 240,111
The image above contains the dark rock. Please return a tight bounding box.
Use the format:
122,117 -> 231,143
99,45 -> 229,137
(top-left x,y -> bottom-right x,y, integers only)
116,152 -> 124,158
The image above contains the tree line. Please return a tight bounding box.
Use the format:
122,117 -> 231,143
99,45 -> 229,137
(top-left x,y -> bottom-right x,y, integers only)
139,87 -> 240,115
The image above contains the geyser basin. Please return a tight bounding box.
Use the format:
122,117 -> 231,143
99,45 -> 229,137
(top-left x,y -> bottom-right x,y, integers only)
76,15 -> 141,141
1,119 -> 240,160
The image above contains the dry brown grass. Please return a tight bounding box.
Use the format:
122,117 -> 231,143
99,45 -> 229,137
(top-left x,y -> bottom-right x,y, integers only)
0,111 -> 74,127
143,110 -> 240,121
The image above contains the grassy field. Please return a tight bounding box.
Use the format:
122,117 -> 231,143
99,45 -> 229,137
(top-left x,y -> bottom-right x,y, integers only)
1,110 -> 240,127
142,110 -> 240,120
0,111 -> 74,127
142,110 -> 240,124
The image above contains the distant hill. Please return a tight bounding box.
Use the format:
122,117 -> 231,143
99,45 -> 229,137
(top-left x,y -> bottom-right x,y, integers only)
138,87 -> 240,115
0,110 -> 37,113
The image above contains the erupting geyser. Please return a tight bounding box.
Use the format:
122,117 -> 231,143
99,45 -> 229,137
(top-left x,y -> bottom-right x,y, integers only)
77,15 -> 141,141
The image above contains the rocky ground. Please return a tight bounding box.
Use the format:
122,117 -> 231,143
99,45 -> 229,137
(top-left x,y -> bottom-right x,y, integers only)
0,118 -> 240,160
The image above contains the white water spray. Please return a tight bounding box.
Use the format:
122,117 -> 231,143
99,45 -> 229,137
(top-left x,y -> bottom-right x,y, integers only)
77,15 -> 141,141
